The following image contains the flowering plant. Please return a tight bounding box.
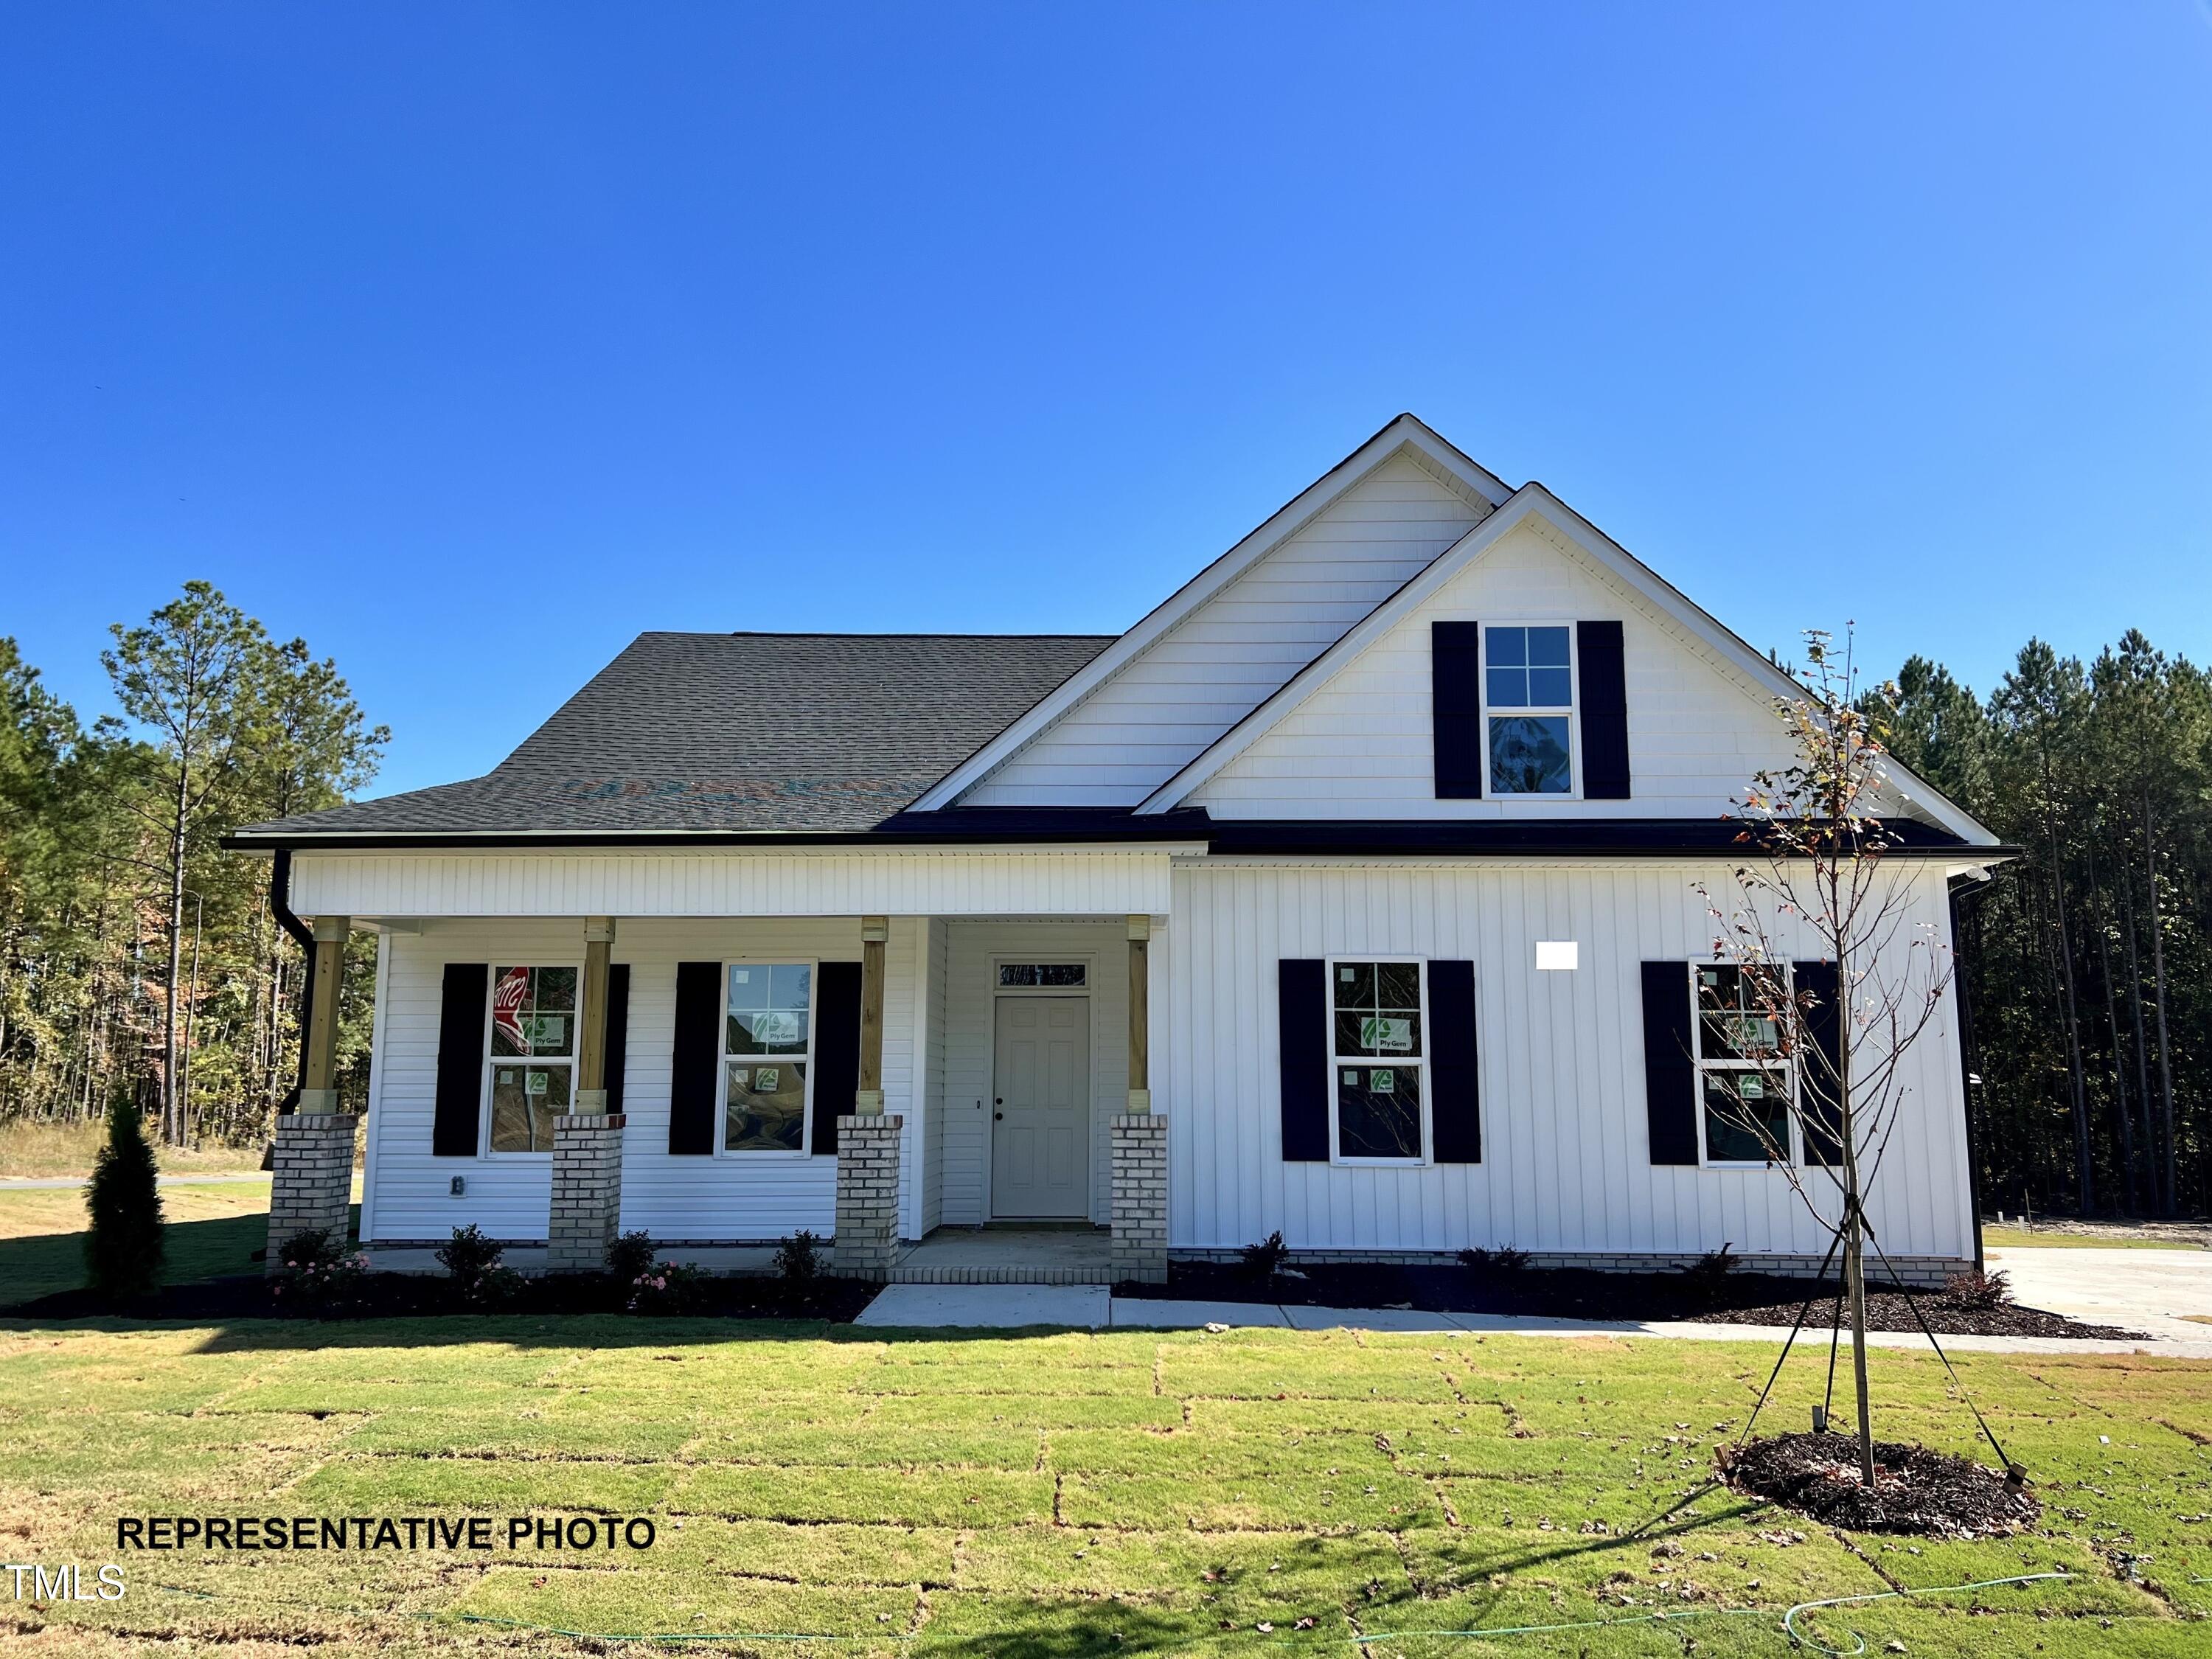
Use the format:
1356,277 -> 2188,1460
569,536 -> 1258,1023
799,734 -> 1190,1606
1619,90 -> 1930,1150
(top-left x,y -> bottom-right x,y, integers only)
627,1259 -> 708,1315
273,1227 -> 371,1316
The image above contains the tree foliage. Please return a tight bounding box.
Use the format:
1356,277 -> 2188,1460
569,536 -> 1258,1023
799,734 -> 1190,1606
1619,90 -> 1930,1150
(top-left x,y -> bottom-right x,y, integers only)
0,585 -> 387,1146
1874,629 -> 2211,1218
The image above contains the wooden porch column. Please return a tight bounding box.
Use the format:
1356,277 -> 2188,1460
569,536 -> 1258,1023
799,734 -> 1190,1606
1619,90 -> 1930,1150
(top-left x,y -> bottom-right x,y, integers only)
297,915 -> 350,1113
575,917 -> 616,1110
855,915 -> 888,1113
1126,914 -> 1151,1113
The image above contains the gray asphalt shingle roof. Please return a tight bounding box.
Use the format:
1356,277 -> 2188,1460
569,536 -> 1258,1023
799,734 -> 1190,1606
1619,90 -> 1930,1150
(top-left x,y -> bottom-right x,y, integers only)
236,632 -> 1113,838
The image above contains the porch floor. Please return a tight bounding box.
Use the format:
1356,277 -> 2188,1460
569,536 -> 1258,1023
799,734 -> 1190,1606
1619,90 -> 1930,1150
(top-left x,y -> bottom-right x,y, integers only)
890,1225 -> 1114,1285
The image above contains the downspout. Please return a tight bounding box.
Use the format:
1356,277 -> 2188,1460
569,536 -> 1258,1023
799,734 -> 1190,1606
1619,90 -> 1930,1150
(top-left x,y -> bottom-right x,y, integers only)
270,848 -> 315,1116
1949,870 -> 1994,1272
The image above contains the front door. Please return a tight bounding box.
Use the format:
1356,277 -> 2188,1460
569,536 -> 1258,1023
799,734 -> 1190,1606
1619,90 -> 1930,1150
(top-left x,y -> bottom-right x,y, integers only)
991,995 -> 1091,1219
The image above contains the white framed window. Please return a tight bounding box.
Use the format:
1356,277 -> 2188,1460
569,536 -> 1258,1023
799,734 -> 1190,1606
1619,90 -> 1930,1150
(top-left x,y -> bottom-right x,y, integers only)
1483,623 -> 1577,796
484,964 -> 580,1155
720,961 -> 817,1155
1690,962 -> 1797,1168
1326,959 -> 1429,1164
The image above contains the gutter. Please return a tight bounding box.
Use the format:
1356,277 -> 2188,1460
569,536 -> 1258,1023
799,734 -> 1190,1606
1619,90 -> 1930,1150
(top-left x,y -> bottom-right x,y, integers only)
269,849 -> 315,1116
223,824 -> 2024,861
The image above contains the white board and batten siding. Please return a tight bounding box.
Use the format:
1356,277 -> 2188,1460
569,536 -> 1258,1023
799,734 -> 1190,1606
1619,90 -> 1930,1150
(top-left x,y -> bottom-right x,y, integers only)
965,452 -> 1492,807
1166,860 -> 1974,1265
362,917 -> 918,1244
1194,518 -> 1871,821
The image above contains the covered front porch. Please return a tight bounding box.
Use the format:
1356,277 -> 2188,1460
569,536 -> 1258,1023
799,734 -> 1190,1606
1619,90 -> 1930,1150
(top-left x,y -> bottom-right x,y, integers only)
265,839 -> 1181,1284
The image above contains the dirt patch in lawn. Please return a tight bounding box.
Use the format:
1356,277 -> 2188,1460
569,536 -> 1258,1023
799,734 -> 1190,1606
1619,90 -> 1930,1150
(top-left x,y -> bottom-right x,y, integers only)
1720,1431 -> 2040,1537
1120,1259 -> 2149,1340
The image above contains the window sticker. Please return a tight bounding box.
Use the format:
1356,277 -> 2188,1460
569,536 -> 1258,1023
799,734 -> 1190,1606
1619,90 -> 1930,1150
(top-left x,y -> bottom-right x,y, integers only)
1360,1016 -> 1413,1052
1340,967 -> 1356,983
733,968 -> 751,984
754,1067 -> 779,1093
751,1012 -> 801,1048
1342,1069 -> 1359,1087
1371,1068 -> 1396,1093
526,1071 -> 549,1095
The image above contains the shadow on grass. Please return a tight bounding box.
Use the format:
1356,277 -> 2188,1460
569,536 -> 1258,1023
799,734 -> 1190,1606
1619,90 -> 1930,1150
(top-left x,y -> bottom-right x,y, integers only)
0,1201 -> 361,1312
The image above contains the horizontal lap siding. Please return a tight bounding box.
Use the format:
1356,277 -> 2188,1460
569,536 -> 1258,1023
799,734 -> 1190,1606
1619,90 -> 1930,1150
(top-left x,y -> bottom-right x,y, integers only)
292,852 -> 1173,919
366,918 -> 915,1242
939,920 -> 1130,1226
1166,862 -> 1972,1262
968,455 -> 1488,806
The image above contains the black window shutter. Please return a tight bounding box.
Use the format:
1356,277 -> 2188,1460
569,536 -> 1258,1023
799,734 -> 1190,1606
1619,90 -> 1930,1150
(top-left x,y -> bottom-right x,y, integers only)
602,964 -> 631,1117
1432,620 -> 1484,799
811,961 -> 863,1156
669,961 -> 722,1155
431,963 -> 488,1157
1427,959 -> 1481,1163
1278,959 -> 1329,1161
1639,961 -> 1699,1165
1795,959 -> 1844,1166
1577,619 -> 1630,799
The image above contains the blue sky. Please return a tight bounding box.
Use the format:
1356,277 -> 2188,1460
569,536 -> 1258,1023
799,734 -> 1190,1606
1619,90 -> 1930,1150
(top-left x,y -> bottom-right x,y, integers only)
4,5 -> 2208,799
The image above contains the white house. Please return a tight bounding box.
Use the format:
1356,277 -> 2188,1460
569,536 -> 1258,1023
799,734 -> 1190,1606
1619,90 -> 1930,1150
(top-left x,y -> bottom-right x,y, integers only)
232,415 -> 2006,1287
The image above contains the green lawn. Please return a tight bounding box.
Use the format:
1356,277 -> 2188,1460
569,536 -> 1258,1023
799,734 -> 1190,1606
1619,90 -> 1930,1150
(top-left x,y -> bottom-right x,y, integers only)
1984,1227 -> 2204,1251
0,1180 -> 358,1306
0,1315 -> 2205,1656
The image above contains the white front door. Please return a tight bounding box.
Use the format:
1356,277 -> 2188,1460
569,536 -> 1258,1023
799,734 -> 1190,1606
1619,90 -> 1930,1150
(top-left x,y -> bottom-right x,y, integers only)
991,995 -> 1091,1219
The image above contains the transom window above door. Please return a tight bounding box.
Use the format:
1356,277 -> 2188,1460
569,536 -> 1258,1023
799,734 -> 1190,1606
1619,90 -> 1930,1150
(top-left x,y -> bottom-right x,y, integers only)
723,963 -> 814,1153
998,963 -> 1086,987
1484,625 -> 1575,796
1329,960 -> 1427,1163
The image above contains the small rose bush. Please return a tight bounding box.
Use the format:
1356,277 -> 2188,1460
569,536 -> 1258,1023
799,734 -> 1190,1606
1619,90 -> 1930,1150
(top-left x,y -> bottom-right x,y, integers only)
273,1227 -> 370,1316
627,1259 -> 709,1315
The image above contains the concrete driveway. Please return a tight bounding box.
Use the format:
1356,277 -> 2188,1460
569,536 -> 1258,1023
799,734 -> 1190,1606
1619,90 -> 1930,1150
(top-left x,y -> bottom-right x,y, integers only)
1986,1242 -> 2212,1345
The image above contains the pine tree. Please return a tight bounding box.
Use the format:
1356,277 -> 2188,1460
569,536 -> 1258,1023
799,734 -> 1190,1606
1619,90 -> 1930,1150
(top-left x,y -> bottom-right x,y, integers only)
84,1091 -> 165,1301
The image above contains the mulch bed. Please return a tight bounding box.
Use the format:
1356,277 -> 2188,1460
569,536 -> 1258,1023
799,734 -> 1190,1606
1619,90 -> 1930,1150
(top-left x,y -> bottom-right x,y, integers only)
1719,1430 -> 2041,1536
4,1272 -> 878,1324
1692,1288 -> 2142,1340
1117,1259 -> 2147,1340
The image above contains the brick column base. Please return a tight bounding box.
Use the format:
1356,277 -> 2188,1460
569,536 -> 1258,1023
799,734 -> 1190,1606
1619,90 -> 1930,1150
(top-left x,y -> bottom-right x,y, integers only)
1110,1113 -> 1168,1284
267,1113 -> 360,1274
547,1113 -> 627,1274
834,1113 -> 904,1281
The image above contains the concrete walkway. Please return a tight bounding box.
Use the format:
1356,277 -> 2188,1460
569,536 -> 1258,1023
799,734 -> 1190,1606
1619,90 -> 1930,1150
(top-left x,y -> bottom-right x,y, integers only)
1987,1242 -> 2212,1346
852,1282 -> 2212,1357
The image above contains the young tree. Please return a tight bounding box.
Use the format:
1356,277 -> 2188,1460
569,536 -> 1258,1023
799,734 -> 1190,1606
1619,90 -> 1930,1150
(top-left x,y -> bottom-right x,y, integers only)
84,1090 -> 165,1301
102,584 -> 262,1145
1694,627 -> 1958,1487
